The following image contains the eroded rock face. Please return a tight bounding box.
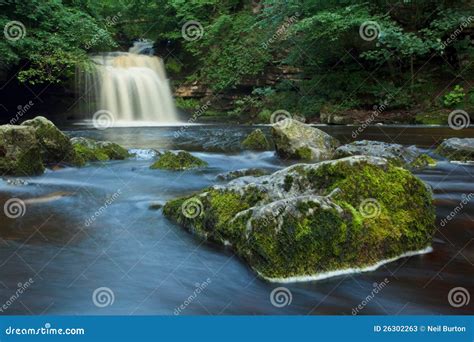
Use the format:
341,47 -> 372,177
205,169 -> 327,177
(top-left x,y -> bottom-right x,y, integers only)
436,138 -> 474,161
21,116 -> 77,166
335,140 -> 436,169
71,137 -> 130,165
0,125 -> 44,176
271,119 -> 340,161
164,156 -> 435,281
150,151 -> 207,170
241,129 -> 270,150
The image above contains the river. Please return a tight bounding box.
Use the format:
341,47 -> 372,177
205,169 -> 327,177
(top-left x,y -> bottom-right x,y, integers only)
0,125 -> 472,315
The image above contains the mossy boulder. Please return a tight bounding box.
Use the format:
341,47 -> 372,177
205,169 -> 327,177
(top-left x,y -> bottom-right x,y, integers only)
216,168 -> 269,181
271,119 -> 340,161
0,125 -> 44,176
164,156 -> 435,281
71,137 -> 130,165
21,116 -> 77,166
436,138 -> 474,161
335,140 -> 436,170
241,129 -> 270,150
150,151 -> 207,170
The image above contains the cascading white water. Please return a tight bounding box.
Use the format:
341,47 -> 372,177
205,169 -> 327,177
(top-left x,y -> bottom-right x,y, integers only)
79,41 -> 179,125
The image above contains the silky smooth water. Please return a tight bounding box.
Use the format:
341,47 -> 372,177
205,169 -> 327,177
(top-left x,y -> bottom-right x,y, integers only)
0,125 -> 472,315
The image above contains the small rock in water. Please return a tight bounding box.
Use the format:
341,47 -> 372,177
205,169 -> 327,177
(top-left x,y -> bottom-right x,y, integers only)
149,202 -> 163,210
150,150 -> 207,171
435,138 -> 474,162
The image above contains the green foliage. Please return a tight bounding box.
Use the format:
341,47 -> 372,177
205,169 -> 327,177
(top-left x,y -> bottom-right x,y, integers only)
443,85 -> 465,107
0,0 -> 116,84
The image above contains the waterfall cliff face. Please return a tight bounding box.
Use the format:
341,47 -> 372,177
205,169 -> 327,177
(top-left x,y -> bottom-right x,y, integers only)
79,42 -> 178,125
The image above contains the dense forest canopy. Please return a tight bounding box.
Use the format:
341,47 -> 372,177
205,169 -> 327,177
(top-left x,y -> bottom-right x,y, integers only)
1,0 -> 473,122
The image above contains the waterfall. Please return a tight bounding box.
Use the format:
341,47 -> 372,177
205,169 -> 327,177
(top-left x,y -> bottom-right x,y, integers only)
79,41 -> 179,125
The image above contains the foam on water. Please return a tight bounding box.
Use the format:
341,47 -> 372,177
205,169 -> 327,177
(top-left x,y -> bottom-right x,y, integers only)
261,246 -> 433,283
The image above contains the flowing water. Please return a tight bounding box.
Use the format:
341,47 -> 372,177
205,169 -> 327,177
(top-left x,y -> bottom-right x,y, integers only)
78,41 -> 178,124
0,125 -> 473,315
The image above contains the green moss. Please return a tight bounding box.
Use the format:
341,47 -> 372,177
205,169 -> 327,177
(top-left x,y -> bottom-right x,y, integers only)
150,151 -> 207,170
409,154 -> 437,169
71,138 -> 129,166
73,144 -> 109,165
0,125 -> 44,176
295,146 -> 312,160
241,129 -> 270,150
415,110 -> 449,125
163,158 -> 436,280
436,142 -> 474,162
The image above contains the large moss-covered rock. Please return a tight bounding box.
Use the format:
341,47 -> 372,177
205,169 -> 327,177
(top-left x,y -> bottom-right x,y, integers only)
21,116 -> 77,166
271,119 -> 340,161
216,168 -> 269,181
150,151 -> 207,170
335,140 -> 436,169
71,137 -> 130,165
436,138 -> 474,161
164,156 -> 435,281
241,129 -> 270,150
0,125 -> 44,176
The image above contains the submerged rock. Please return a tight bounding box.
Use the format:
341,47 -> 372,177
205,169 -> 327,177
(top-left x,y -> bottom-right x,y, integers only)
216,168 -> 269,181
271,119 -> 340,161
150,151 -> 207,170
164,156 -> 435,281
241,129 -> 270,150
335,140 -> 436,169
21,116 -> 78,166
71,137 -> 130,165
436,138 -> 474,161
0,125 -> 44,176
